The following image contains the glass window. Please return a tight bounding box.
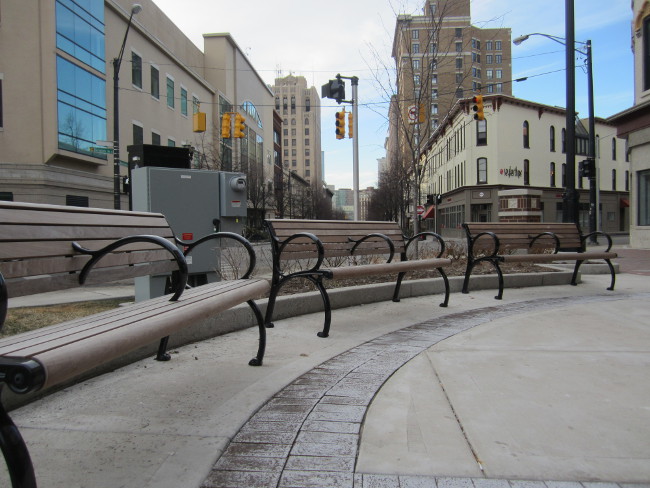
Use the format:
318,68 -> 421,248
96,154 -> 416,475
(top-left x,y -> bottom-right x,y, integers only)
477,157 -> 487,184
150,66 -> 159,99
644,16 -> 650,91
456,58 -> 462,69
486,40 -> 493,50
639,170 -> 650,225
131,52 -> 142,89
132,123 -> 143,145
495,54 -> 502,64
523,121 -> 530,148
524,159 -> 530,185
56,56 -> 106,157
612,169 -> 617,190
166,76 -> 174,108
55,0 -> 105,73
152,131 -> 161,145
477,120 -> 487,146
456,42 -> 463,52
550,126 -> 556,151
181,87 -> 188,116
486,54 -> 493,64
455,28 -> 463,38
495,40 -> 502,50
412,43 -> 420,54
412,29 -> 419,40
550,162 -> 556,187
612,138 -> 617,160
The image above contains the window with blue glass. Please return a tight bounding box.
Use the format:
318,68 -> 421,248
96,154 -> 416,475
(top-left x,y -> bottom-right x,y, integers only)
57,56 -> 107,157
56,0 -> 105,73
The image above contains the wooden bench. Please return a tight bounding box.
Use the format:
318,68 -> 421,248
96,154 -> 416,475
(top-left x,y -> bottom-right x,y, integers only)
0,201 -> 270,488
462,221 -> 618,300
264,219 -> 452,338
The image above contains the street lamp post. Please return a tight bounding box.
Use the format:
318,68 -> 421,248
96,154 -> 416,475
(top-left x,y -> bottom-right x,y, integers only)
113,4 -> 142,210
513,18 -> 596,228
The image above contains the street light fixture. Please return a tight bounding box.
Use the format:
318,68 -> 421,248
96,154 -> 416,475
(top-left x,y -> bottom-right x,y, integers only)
513,29 -> 596,234
113,3 -> 142,210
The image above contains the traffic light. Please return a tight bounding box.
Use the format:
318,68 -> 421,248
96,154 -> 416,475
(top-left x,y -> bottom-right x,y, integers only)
221,113 -> 231,139
335,110 -> 346,139
579,159 -> 595,178
233,113 -> 246,138
348,112 -> 354,138
322,77 -> 346,104
472,95 -> 484,121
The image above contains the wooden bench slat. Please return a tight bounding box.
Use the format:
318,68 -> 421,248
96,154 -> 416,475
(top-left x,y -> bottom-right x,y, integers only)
0,206 -> 170,228
0,224 -> 175,242
327,258 -> 452,280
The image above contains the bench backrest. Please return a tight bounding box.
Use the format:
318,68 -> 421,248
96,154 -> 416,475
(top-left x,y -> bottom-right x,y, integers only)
0,201 -> 178,298
463,222 -> 584,252
265,219 -> 406,261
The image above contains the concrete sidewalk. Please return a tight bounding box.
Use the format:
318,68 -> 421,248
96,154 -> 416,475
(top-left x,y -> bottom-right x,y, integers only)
1,268 -> 649,488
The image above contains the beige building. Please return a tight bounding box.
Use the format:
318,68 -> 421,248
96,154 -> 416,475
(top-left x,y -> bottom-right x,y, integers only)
609,0 -> 650,248
272,75 -> 323,187
0,0 -> 275,209
392,0 -> 512,137
421,95 -> 630,237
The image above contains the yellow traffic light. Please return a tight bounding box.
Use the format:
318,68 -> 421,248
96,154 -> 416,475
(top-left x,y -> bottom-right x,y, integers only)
348,112 -> 353,138
193,112 -> 206,133
335,110 -> 346,140
233,113 -> 246,138
221,113 -> 231,139
472,95 -> 484,121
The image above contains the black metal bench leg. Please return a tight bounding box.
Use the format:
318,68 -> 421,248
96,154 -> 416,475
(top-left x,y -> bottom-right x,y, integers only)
392,272 -> 406,302
247,300 -> 266,366
462,262 -> 475,294
605,259 -> 616,291
155,336 -> 171,361
571,260 -> 583,286
304,276 -> 331,338
438,267 -> 450,307
0,391 -> 37,488
494,262 -> 504,300
263,287 -> 279,329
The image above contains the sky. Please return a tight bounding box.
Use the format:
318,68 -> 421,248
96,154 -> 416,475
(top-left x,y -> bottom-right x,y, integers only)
150,0 -> 634,190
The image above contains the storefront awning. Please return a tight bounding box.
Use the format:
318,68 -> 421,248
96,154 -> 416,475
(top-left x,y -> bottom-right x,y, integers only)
620,198 -> 630,208
422,205 -> 436,219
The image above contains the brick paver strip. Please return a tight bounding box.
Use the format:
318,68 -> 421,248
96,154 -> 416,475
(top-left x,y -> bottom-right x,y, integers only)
202,293 -> 650,488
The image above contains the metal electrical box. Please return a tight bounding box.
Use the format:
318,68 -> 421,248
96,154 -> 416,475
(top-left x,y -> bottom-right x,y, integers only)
131,167 -> 246,301
218,171 -> 248,233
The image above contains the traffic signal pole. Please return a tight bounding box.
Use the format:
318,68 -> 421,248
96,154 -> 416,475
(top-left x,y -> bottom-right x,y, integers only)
351,77 -> 359,221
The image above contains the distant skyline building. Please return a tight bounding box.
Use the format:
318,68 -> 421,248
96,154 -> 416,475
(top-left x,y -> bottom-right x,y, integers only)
272,75 -> 323,187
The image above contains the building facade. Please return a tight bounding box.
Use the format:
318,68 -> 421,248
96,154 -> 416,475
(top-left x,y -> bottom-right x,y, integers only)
272,75 -> 323,187
0,0 -> 275,209
609,0 -> 650,248
392,0 -> 512,137
421,95 -> 630,237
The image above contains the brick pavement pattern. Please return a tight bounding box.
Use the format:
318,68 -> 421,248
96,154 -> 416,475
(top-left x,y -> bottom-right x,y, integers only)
202,292 -> 650,488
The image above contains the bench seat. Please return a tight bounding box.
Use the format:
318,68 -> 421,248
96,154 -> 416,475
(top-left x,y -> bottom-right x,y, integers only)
462,221 -> 618,299
264,219 -> 452,339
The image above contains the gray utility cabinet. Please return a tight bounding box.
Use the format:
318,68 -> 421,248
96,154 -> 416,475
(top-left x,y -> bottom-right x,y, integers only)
131,167 -> 247,300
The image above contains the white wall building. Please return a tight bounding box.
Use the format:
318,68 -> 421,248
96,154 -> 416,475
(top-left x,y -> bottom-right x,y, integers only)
421,95 -> 630,236
609,0 -> 650,249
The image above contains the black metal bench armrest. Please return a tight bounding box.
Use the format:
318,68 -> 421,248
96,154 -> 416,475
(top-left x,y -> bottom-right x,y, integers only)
277,232 -> 325,275
406,232 -> 446,258
72,235 -> 188,301
469,231 -> 500,258
349,233 -> 395,263
176,232 -> 258,279
582,231 -> 613,252
529,232 -> 561,253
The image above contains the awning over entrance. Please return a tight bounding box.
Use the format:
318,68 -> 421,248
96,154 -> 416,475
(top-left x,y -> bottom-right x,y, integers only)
620,198 -> 630,208
422,205 -> 436,219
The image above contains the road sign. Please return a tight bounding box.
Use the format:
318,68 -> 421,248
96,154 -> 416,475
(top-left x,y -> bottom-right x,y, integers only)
407,105 -> 418,123
90,146 -> 113,154
417,205 -> 425,215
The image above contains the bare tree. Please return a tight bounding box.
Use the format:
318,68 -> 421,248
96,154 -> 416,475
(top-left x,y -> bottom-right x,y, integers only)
366,0 -> 504,236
